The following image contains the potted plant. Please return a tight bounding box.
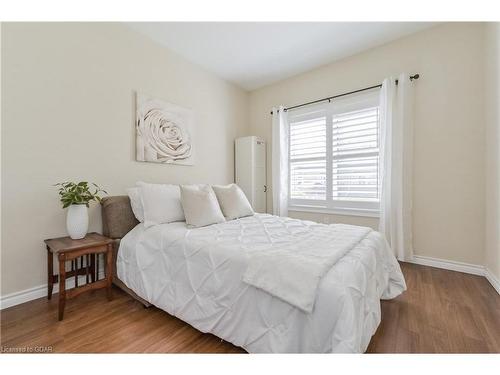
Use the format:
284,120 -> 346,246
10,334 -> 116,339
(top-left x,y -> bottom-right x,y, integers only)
54,181 -> 107,239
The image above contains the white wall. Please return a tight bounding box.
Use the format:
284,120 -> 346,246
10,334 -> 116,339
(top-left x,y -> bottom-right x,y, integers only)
1,23 -> 249,296
485,23 -> 500,281
249,23 -> 486,266
2,22 -> 497,299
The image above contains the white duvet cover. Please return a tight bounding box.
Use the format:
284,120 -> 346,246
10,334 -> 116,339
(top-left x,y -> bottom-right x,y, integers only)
117,214 -> 406,353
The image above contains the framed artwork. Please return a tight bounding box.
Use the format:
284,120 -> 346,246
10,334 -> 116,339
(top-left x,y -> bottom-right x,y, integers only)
136,93 -> 195,165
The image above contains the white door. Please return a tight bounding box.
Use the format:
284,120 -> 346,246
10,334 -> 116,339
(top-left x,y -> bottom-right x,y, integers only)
254,140 -> 267,213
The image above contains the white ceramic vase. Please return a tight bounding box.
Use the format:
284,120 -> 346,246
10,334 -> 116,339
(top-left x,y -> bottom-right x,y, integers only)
66,204 -> 89,239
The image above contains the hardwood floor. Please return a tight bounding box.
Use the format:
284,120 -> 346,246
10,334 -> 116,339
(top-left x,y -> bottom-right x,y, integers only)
367,263 -> 499,353
1,262 -> 499,353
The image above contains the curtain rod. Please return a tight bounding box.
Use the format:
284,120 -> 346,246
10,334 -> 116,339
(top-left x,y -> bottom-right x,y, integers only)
270,74 -> 420,115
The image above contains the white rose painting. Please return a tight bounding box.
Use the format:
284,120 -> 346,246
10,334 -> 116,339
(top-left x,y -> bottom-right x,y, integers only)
136,93 -> 195,165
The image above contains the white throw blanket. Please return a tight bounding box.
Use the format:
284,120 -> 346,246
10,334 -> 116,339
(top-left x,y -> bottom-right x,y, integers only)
242,223 -> 372,313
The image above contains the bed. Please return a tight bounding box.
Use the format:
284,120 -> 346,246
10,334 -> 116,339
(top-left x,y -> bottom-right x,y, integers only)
101,196 -> 406,353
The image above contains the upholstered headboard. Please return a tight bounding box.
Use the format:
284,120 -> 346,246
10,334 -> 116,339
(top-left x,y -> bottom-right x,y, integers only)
100,196 -> 151,307
101,196 -> 138,239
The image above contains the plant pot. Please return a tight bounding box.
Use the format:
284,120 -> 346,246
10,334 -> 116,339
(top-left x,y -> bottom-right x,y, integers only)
66,204 -> 89,240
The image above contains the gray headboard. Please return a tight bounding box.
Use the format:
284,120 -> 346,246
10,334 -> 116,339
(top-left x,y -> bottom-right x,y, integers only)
101,196 -> 139,239
100,195 -> 152,307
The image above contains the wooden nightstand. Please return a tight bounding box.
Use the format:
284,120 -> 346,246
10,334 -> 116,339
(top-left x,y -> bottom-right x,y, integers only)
44,232 -> 114,321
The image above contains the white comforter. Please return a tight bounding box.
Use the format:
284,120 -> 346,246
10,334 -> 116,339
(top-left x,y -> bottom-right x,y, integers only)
117,214 -> 406,353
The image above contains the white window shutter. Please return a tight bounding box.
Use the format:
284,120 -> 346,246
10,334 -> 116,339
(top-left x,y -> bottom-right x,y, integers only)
332,107 -> 379,202
288,89 -> 380,215
289,117 -> 326,201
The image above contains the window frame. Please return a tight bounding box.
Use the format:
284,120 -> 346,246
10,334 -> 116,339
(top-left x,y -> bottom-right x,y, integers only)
287,90 -> 381,218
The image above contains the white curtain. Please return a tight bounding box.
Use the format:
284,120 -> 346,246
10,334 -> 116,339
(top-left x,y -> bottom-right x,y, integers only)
379,74 -> 414,261
271,106 -> 289,217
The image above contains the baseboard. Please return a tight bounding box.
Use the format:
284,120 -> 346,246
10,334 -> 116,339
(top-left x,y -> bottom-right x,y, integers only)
484,267 -> 500,295
409,255 -> 500,295
1,284 -> 51,310
1,268 -> 105,310
409,255 -> 485,276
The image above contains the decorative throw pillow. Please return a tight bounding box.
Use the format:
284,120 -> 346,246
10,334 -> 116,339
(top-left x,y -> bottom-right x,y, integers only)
127,187 -> 144,223
180,184 -> 225,227
137,182 -> 185,228
212,184 -> 254,220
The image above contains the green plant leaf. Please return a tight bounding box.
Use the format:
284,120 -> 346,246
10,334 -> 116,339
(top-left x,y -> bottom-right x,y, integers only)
54,180 -> 107,208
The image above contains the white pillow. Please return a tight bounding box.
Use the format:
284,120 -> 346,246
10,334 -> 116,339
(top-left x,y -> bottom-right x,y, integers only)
137,182 -> 185,228
127,187 -> 144,222
212,184 -> 254,220
180,185 -> 225,228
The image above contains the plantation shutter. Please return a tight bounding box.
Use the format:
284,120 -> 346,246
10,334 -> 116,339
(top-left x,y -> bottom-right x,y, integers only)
287,88 -> 380,215
332,106 -> 379,202
289,115 -> 326,202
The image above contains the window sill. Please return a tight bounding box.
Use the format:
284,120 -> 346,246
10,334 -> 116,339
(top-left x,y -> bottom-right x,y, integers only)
288,206 -> 380,218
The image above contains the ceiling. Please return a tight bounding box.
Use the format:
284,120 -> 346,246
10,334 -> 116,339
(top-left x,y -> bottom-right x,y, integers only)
127,22 -> 437,91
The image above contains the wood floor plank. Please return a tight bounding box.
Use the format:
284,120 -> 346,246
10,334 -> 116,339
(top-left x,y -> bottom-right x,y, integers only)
1,262 -> 499,353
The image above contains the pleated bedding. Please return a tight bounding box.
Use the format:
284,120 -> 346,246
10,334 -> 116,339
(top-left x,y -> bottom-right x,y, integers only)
117,213 -> 406,353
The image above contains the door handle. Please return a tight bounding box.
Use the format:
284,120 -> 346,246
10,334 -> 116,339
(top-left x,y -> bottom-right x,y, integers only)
263,185 -> 267,193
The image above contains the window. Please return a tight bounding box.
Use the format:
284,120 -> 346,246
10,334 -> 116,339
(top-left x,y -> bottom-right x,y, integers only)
288,89 -> 380,216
